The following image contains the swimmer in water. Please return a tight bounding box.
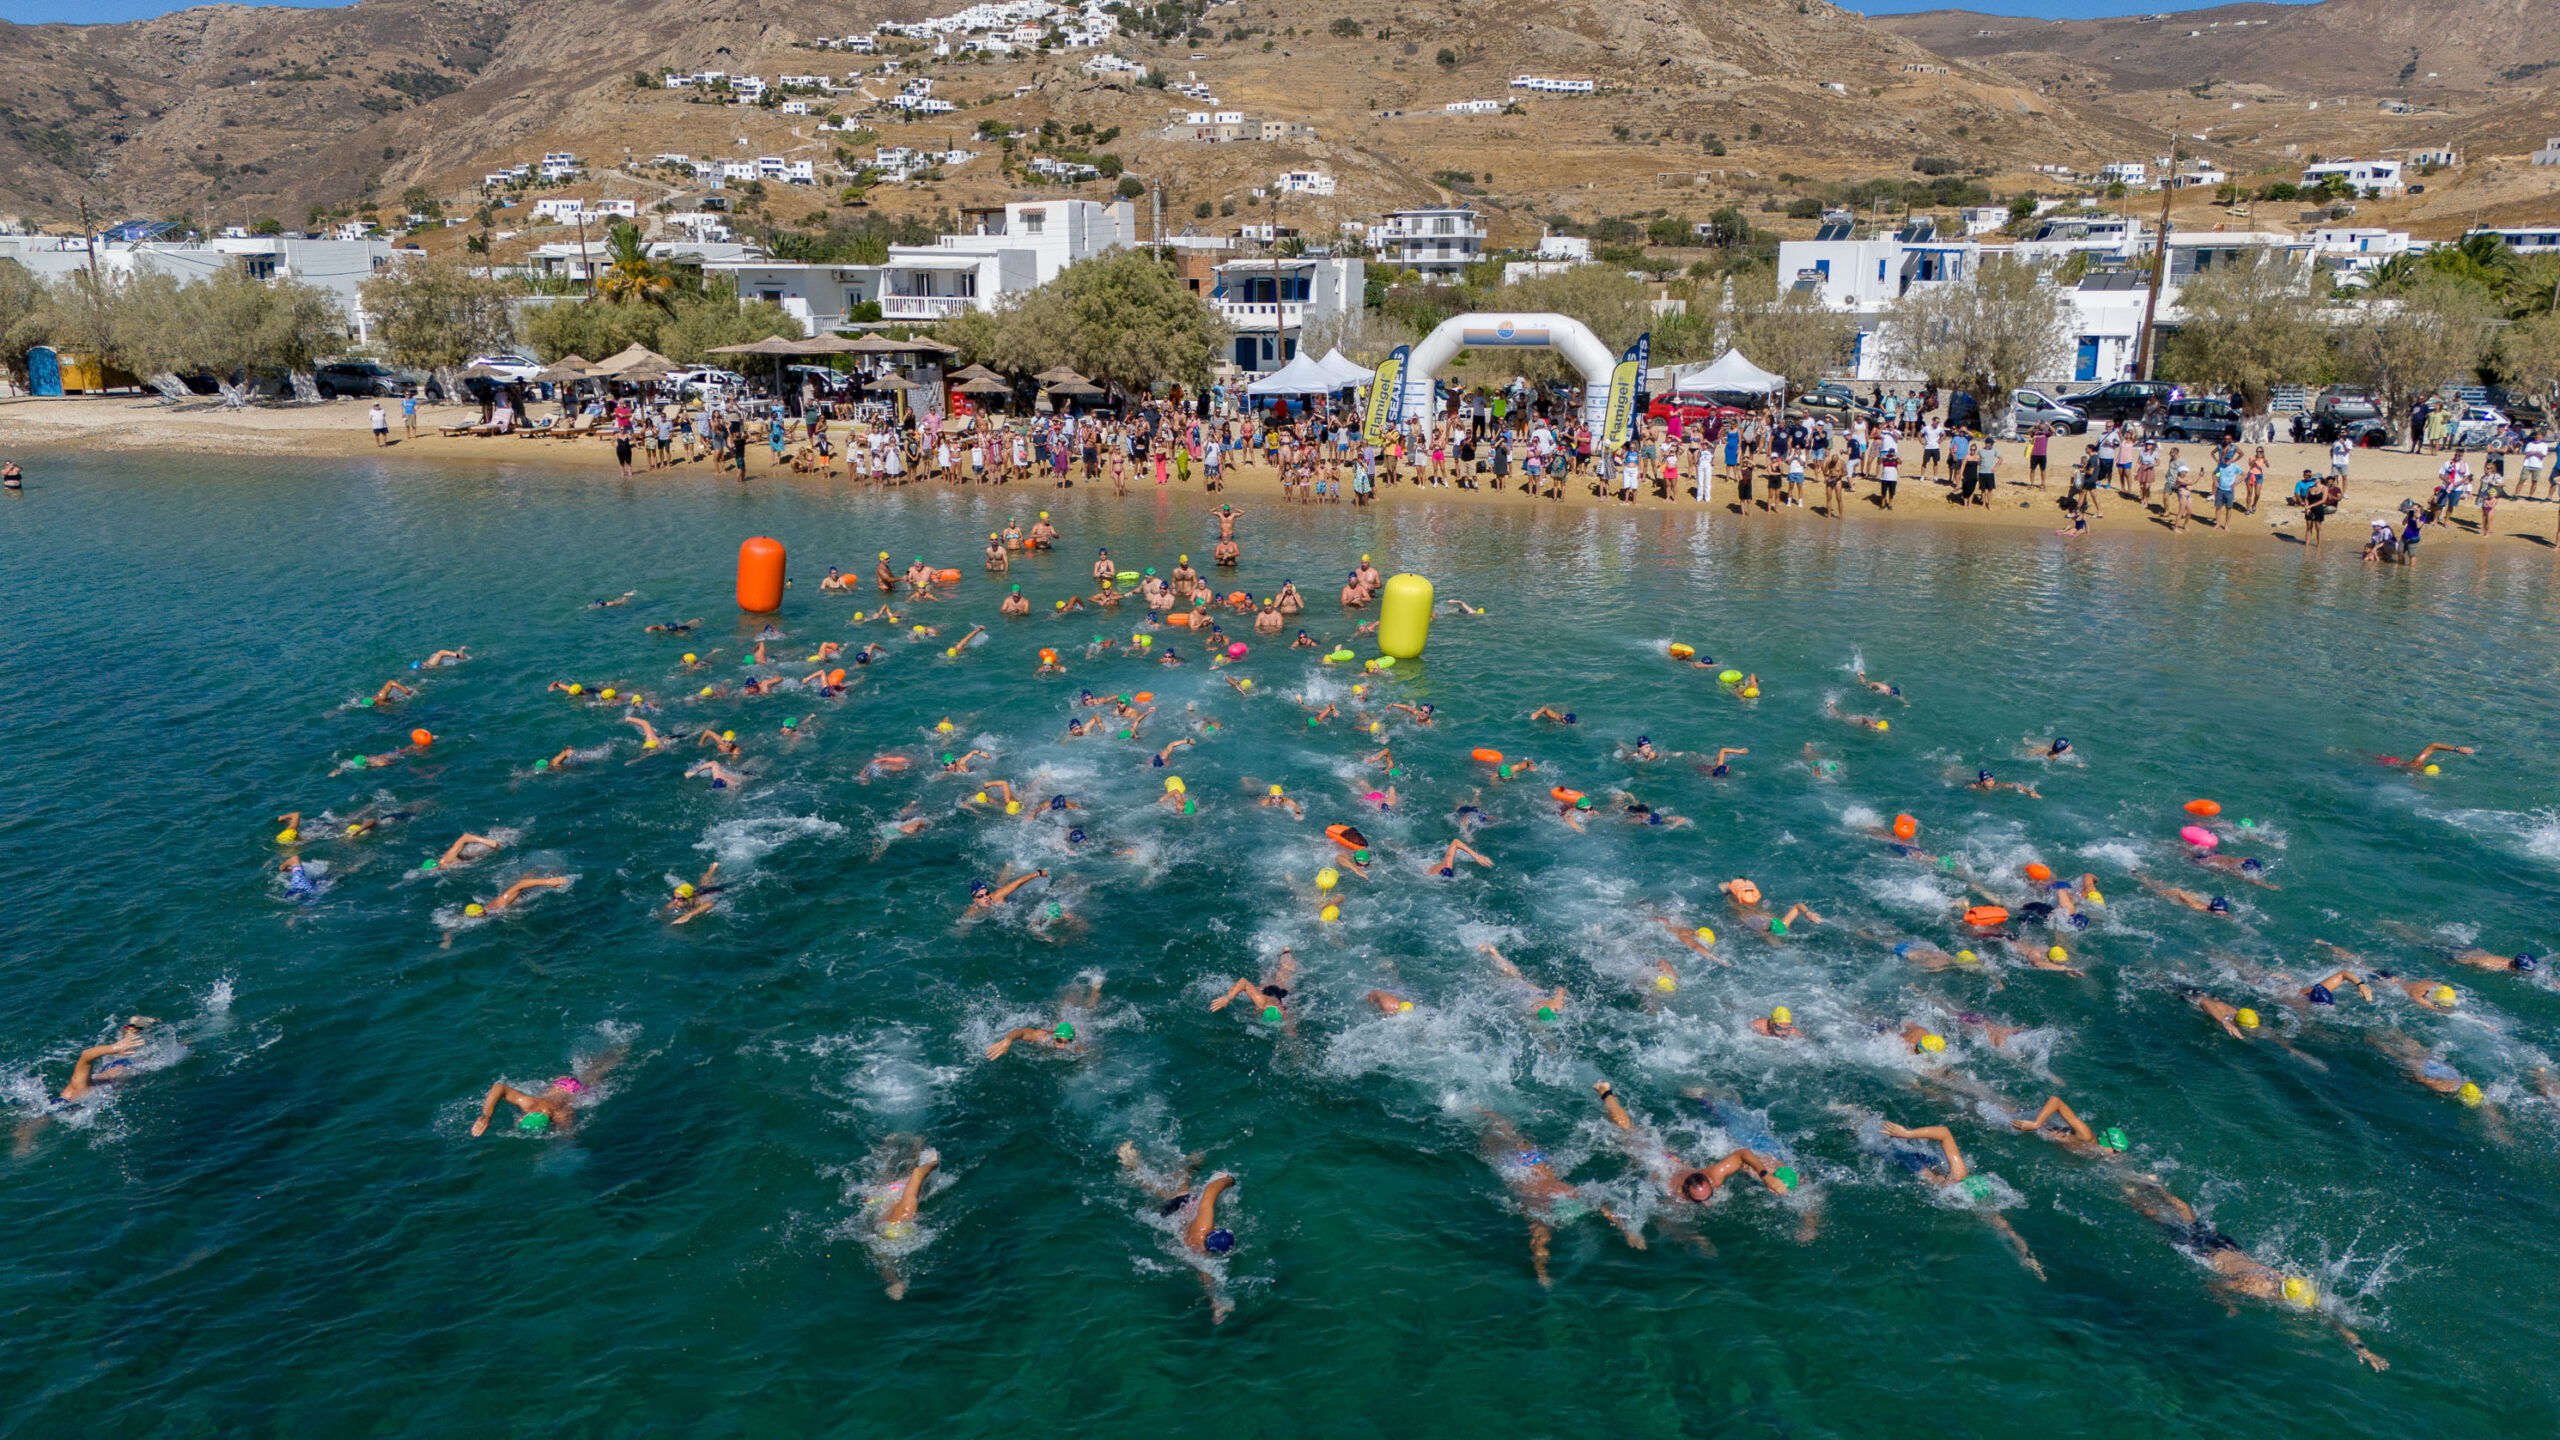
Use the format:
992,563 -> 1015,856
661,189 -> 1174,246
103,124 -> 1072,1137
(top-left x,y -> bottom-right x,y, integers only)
939,749 -> 989,774
1855,671 -> 1904,701
1209,948 -> 1298,1034
1824,701 -> 1889,732
1701,747 -> 1747,778
1528,707 -> 1577,725
858,753 -> 911,781
1751,1007 -> 1802,1039
2186,990 -> 2257,1039
1592,1081 -> 1789,1210
2370,1029 -> 2480,1101
1290,629 -> 1317,649
694,728 -> 743,757
370,680 -> 416,706
2381,742 -> 2474,771
468,1042 -> 623,1137
622,715 -> 668,753
1801,743 -> 1842,779
1967,769 -> 2041,797
1848,1108 -> 2043,1280
968,867 -> 1050,913
2118,1176 -> 2386,1370
1476,1110 -> 1633,1286
420,648 -> 469,668
683,759 -> 746,789
1258,785 -> 1304,820
645,618 -> 702,635
1117,1142 -> 1242,1322
591,592 -> 636,608
2188,851 -> 2276,888
56,1016 -> 159,1102
426,832 -> 503,870
2028,737 -> 2073,760
1613,796 -> 1692,829
2008,1096 -> 2129,1158
1153,737 -> 1196,767
1387,701 -> 1434,726
866,1144 -> 943,1300
1427,837 -> 1493,878
985,973 -> 1100,1058
665,862 -> 724,924
2133,873 -> 2234,916
1480,944 -> 1569,1023
2300,968 -> 2377,1005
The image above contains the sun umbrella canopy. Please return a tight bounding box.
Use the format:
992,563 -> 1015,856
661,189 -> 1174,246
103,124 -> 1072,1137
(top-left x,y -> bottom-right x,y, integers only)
846,334 -> 919,354
951,363 -> 1002,382
1035,366 -> 1090,385
590,342 -> 676,375
865,373 -> 918,391
1045,379 -> 1105,396
955,376 -> 1013,394
791,333 -> 869,355
708,336 -> 809,357
532,356 -> 596,383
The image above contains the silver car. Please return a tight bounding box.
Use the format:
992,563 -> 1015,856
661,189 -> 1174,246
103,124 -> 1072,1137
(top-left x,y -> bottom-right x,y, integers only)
2006,388 -> 2086,439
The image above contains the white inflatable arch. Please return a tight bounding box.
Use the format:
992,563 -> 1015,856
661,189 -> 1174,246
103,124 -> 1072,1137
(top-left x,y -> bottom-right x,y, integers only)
1399,312 -> 1618,430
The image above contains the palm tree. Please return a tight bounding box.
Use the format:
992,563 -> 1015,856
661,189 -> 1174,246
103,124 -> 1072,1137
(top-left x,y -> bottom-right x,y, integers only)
597,223 -> 675,314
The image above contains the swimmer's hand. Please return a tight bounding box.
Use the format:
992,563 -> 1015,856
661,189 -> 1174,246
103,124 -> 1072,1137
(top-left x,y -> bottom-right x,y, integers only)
469,1115 -> 490,1137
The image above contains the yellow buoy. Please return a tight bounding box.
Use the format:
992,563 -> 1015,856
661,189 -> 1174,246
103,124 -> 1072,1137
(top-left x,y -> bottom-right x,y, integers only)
1375,573 -> 1434,660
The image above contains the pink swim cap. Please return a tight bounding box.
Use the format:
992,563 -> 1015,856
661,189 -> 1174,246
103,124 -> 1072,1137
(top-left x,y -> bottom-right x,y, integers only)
551,1076 -> 586,1095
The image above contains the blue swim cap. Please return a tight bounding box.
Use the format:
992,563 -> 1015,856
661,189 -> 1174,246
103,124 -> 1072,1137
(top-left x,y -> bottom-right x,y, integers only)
2208,896 -> 2230,913
2516,954 -> 2540,972
1203,1228 -> 1236,1254
1067,828 -> 1086,844
2051,738 -> 2071,753
1564,714 -> 1577,724
2241,858 -> 2264,873
1152,755 -> 1165,766
1050,795 -> 1069,810
971,881 -> 991,897
1977,770 -> 1993,783
1637,736 -> 1650,746
2308,984 -> 2334,1005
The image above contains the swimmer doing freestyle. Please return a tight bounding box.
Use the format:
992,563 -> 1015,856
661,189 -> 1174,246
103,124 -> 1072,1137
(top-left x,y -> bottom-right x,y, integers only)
469,1041 -> 623,1137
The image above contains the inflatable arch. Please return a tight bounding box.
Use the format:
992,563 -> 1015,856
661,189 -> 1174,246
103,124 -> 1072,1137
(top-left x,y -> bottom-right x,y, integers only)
1397,313 -> 1618,430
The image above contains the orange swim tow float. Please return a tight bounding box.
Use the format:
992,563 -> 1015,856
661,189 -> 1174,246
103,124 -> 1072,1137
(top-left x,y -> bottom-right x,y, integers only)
1471,748 -> 1504,764
1964,905 -> 2010,927
2184,799 -> 2221,817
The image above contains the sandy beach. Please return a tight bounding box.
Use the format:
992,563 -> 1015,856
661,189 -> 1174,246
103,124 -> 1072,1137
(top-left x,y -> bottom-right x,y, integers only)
3,393 -> 2549,552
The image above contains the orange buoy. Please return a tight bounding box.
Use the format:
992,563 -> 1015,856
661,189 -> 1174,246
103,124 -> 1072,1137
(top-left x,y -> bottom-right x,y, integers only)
1891,813 -> 1918,841
2184,799 -> 2221,817
2024,863 -> 2053,883
828,668 -> 847,685
1165,612 -> 1192,627
1133,691 -> 1154,703
736,536 -> 786,613
1227,590 -> 1247,604
409,728 -> 434,747
935,568 -> 962,585
1471,748 -> 1504,764
1723,878 -> 1763,906
1551,787 -> 1585,803
1965,905 -> 2010,927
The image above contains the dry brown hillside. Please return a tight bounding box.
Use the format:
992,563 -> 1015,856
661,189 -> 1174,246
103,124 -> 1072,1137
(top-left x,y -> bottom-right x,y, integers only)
0,0 -> 2163,238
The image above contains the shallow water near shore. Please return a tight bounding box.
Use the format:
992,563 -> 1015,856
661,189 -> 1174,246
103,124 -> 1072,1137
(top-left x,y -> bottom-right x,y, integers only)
5,453 -> 2560,1437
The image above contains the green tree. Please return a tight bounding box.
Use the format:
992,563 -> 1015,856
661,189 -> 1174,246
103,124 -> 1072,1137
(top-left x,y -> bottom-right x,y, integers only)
656,284 -> 798,364
596,223 -> 677,314
0,258 -> 48,383
1732,290 -> 1857,390
1881,254 -> 2069,412
2333,273 -> 2497,439
2160,251 -> 2326,415
2498,313 -> 2560,427
969,250 -> 1223,392
1115,175 -> 1145,199
358,255 -> 519,380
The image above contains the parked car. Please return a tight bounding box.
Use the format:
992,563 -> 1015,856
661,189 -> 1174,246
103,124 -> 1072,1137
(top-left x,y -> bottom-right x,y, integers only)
2311,388 -> 2381,425
1648,394 -> 1749,430
1944,390 -> 1980,434
1795,383 -> 1880,421
667,368 -> 748,399
2484,385 -> 2547,428
2448,405 -> 2514,449
2069,380 -> 2182,425
314,360 -> 402,398
2289,411 -> 2394,447
2008,387 -> 2088,437
786,364 -> 854,396
2158,398 -> 2242,444
463,352 -> 544,384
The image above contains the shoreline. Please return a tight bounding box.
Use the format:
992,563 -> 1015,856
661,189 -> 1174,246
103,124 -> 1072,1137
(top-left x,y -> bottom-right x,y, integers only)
4,394 -> 2553,553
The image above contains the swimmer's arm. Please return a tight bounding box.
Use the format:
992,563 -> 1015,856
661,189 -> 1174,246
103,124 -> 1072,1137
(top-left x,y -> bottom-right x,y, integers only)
985,1027 -> 1049,1060
1184,1173 -> 1234,1251
2410,744 -> 2474,764
1591,1081 -> 1634,1131
470,1081 -> 532,1136
1478,943 -> 1520,978
60,1039 -> 142,1100
1208,979 -> 1257,1011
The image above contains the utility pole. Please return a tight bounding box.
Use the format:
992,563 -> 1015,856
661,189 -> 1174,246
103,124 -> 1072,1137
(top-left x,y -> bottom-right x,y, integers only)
575,211 -> 596,301
2132,128 -> 2177,382
77,196 -> 100,294
1268,187 -> 1282,375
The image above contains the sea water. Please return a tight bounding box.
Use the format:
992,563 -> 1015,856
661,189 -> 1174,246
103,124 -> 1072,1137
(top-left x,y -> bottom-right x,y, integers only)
3,454 -> 2557,1436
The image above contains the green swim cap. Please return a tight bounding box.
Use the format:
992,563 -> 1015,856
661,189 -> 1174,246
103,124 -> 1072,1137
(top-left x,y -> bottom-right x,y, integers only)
1497,764 -> 1513,778
1772,1165 -> 1800,1191
534,758 -> 551,770
1389,767 -> 1405,778
1769,918 -> 1788,935
360,696 -> 375,706
1307,716 -> 1320,727
419,859 -> 438,871
518,1111 -> 552,1133
2099,1127 -> 2129,1152
1535,1005 -> 1557,1022
1118,729 -> 1132,739
1183,800 -> 1196,814
1352,849 -> 1370,863
1261,1004 -> 1282,1023
1045,902 -> 1063,919
1962,1176 -> 1990,1200
1053,1022 -> 1075,1042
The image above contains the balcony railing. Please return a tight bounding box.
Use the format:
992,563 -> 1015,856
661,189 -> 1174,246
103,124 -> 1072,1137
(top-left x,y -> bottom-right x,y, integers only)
881,294 -> 972,319
1217,301 -> 1305,327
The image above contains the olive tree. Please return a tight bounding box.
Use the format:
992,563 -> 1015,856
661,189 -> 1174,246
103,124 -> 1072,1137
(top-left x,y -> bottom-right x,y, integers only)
1881,254 -> 2071,414
2332,274 -> 2496,442
360,255 -> 518,394
2161,251 -> 2327,416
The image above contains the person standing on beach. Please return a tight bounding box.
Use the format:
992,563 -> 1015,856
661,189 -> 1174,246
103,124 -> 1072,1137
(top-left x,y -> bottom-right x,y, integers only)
401,390 -> 419,440
370,402 -> 389,447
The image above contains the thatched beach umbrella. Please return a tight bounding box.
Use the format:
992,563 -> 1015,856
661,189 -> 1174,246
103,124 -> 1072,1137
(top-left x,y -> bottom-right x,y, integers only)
951,362 -> 1003,382
1035,366 -> 1090,385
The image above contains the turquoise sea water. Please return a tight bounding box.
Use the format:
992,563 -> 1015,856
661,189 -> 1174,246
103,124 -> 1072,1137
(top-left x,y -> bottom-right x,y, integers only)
5,453 -> 2560,1437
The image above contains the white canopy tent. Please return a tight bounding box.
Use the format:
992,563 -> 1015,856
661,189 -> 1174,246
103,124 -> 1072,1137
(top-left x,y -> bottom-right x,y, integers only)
1671,348 -> 1786,395
1246,351 -> 1350,396
1314,348 -> 1375,386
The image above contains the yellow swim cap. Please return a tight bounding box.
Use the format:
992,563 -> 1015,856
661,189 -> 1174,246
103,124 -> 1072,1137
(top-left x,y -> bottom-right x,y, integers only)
700,686 -> 716,697
1321,904 -> 1340,922
1316,867 -> 1338,890
2424,763 -> 2441,775
1920,1033 -> 1947,1053
2048,946 -> 2068,963
879,551 -> 889,559
275,830 -> 298,845
2458,1082 -> 2484,1107
1398,1000 -> 1414,1011
854,612 -> 865,621
1956,949 -> 1979,965
1696,926 -> 1716,944
973,792 -> 989,804
1005,800 -> 1021,815
2235,1007 -> 2260,1029
1351,684 -> 1365,695
600,689 -> 616,700
674,883 -> 695,900
2086,889 -> 2104,905
1269,785 -> 1284,797
1180,555 -> 1188,563
1873,718 -> 1885,730
347,823 -> 362,835
1655,975 -> 1677,992
683,653 -> 697,664
1165,776 -> 1184,792
721,730 -> 735,742
1239,679 -> 1252,690
464,903 -> 485,917
913,625 -> 926,634
2432,985 -> 2457,1007
2281,1276 -> 2316,1308
1771,1005 -> 1794,1025
1742,687 -> 1760,699
566,684 -> 584,695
